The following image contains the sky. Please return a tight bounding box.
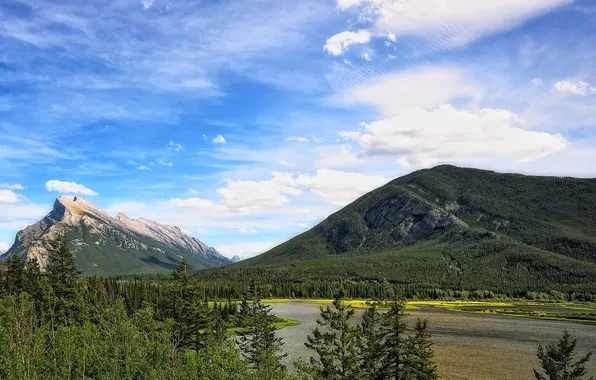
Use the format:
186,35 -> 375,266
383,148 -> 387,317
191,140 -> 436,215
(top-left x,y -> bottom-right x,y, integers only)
2,0 -> 596,258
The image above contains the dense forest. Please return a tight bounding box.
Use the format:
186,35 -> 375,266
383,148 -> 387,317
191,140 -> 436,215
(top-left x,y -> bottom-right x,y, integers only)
212,166 -> 596,298
0,237 -> 442,379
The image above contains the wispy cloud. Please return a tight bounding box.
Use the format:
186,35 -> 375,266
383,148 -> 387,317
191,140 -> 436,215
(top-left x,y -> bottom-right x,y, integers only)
167,140 -> 184,152
136,165 -> 152,171
554,80 -> 596,96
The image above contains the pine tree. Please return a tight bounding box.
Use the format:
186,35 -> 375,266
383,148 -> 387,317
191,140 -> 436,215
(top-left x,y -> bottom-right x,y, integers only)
360,303 -> 387,380
237,282 -> 288,378
303,291 -> 362,379
381,297 -> 407,380
5,255 -> 25,294
402,319 -> 437,380
534,330 -> 594,380
45,236 -> 81,325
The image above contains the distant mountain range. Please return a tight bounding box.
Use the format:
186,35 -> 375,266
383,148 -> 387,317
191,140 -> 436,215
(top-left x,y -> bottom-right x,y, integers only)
1,196 -> 230,275
231,165 -> 596,291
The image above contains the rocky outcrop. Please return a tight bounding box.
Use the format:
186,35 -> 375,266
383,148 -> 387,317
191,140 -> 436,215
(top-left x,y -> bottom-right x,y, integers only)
2,196 -> 230,273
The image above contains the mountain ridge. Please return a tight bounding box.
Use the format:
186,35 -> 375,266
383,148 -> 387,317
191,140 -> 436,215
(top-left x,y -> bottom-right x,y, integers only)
2,196 -> 230,275
224,165 -> 596,292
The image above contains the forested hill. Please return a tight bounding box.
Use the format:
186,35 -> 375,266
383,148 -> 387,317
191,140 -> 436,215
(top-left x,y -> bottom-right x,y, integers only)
223,165 -> 596,292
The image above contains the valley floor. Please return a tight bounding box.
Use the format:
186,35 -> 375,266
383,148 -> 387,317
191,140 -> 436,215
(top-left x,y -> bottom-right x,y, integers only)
268,301 -> 596,380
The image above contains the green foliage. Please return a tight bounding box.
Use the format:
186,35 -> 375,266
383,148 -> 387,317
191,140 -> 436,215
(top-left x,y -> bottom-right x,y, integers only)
237,282 -> 289,378
534,330 -> 594,380
206,166 -> 596,297
302,292 -> 362,379
301,293 -> 438,380
0,238 -> 296,379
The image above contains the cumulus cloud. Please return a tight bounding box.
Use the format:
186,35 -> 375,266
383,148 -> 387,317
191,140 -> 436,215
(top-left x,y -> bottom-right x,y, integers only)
294,169 -> 389,206
329,0 -> 571,52
324,30 -> 371,56
342,105 -> 568,167
554,80 -> 596,96
0,184 -> 24,190
137,165 -> 152,171
342,66 -> 480,117
362,52 -> 372,61
285,136 -> 309,143
167,140 -> 184,152
0,190 -> 20,203
212,135 -> 227,144
45,180 -> 99,196
217,172 -> 302,211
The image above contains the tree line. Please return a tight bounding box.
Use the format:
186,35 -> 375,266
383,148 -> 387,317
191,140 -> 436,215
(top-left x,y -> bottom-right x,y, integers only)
0,237 -> 593,379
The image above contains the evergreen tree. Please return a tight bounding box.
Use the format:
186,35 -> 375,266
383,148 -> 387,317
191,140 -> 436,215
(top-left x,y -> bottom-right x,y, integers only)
303,291 -> 361,379
45,236 -> 81,325
5,255 -> 25,294
402,319 -> 437,380
381,297 -> 407,380
237,282 -> 288,378
360,303 -> 387,380
534,330 -> 594,380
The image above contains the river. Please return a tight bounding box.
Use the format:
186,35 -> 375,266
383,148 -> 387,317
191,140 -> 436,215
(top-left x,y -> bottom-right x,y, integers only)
269,302 -> 596,380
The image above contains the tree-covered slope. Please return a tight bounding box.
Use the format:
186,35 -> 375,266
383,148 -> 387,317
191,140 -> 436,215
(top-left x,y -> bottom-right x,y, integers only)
227,166 -> 596,291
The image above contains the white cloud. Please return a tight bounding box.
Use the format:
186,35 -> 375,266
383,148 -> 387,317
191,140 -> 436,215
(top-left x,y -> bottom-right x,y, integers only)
196,228 -> 208,234
310,133 -> 324,144
285,136 -> 310,143
45,180 -> 99,196
387,31 -> 396,42
187,188 -> 199,196
336,0 -> 365,9
330,0 -> 571,51
202,134 -> 208,141
343,105 -> 568,167
158,160 -> 173,167
137,165 -> 152,171
342,66 -> 480,117
140,0 -> 154,10
363,52 -> 372,61
212,135 -> 227,144
216,241 -> 279,259
324,30 -> 371,56
294,169 -> 389,206
168,197 -> 216,209
167,140 -> 184,152
531,78 -> 543,86
297,222 -> 309,229
217,172 -> 302,211
238,228 -> 259,234
279,160 -> 296,167
554,80 -> 596,96
0,190 -> 19,203
0,184 -> 24,190
0,241 -> 9,254
316,145 -> 359,168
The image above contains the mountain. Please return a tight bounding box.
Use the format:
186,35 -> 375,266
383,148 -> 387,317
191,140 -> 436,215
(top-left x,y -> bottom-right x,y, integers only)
230,255 -> 242,263
1,196 -> 230,275
229,165 -> 596,292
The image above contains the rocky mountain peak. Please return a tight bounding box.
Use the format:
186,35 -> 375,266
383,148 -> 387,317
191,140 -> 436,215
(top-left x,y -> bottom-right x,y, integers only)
2,196 -> 230,275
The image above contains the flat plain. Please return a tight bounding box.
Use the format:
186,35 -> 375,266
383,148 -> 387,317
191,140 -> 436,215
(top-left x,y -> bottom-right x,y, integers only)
269,302 -> 596,379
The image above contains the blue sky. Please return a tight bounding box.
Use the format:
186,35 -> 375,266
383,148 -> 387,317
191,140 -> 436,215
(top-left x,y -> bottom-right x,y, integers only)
2,0 -> 596,258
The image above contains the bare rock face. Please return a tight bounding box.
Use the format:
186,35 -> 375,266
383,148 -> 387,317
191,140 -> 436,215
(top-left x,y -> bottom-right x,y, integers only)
2,196 -> 229,274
